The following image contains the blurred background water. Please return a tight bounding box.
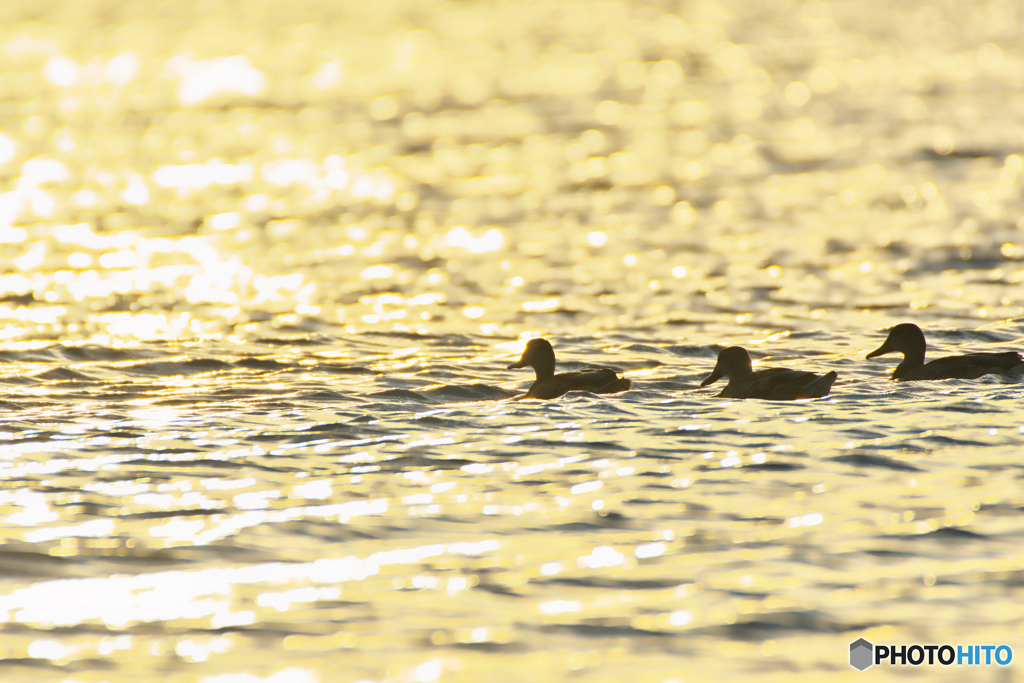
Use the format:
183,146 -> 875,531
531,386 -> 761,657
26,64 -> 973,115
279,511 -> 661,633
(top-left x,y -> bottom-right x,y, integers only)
2,1 -> 1024,681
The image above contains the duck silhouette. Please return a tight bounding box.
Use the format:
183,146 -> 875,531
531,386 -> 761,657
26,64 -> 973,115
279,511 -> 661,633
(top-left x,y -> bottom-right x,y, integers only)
866,323 -> 1024,380
700,346 -> 837,400
507,338 -> 631,400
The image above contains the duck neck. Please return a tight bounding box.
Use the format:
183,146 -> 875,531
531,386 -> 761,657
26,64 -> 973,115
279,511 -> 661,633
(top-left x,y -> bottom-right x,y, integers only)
892,346 -> 925,379
901,345 -> 926,368
532,357 -> 555,381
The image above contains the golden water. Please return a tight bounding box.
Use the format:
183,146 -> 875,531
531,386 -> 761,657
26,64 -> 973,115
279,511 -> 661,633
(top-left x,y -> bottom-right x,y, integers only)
1,0 -> 1024,681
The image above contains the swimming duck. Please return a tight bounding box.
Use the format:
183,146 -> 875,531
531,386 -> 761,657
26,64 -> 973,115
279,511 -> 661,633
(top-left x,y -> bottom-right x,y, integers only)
700,346 -> 837,400
507,338 -> 631,400
866,323 -> 1024,380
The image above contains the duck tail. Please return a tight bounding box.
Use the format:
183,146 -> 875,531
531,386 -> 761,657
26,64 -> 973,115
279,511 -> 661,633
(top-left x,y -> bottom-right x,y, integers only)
807,371 -> 838,397
601,377 -> 631,394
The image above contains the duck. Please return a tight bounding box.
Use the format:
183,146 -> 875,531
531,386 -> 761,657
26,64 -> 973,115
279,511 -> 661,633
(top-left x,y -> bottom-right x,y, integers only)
506,338 -> 631,400
866,323 -> 1024,380
700,346 -> 837,400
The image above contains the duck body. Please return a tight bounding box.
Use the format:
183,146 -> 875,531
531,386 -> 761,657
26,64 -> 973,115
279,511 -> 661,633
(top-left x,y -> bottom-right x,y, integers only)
867,323 -> 1024,381
507,338 -> 631,400
700,346 -> 837,400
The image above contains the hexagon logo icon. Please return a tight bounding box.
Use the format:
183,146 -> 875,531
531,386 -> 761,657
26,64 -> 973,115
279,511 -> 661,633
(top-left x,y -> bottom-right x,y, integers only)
850,638 -> 874,671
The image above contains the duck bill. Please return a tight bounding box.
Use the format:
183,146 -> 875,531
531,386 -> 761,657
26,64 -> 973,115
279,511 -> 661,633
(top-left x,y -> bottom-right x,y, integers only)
699,368 -> 723,387
865,342 -> 892,360
507,359 -> 527,369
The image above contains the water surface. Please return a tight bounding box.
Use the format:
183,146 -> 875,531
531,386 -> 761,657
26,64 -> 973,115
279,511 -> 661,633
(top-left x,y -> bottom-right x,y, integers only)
2,1 -> 1024,681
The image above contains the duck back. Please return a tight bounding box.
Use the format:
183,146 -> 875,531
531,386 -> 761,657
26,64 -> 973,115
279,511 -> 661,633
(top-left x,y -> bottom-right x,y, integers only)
523,368 -> 631,400
896,351 -> 1024,380
719,368 -> 837,400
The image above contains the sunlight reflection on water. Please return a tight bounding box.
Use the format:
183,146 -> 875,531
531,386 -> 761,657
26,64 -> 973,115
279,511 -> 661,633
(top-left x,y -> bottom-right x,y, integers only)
1,0 -> 1024,681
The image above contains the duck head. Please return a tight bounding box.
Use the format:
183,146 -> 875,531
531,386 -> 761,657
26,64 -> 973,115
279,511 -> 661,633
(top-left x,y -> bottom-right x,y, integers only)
866,323 -> 926,362
508,338 -> 556,380
700,346 -> 753,387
